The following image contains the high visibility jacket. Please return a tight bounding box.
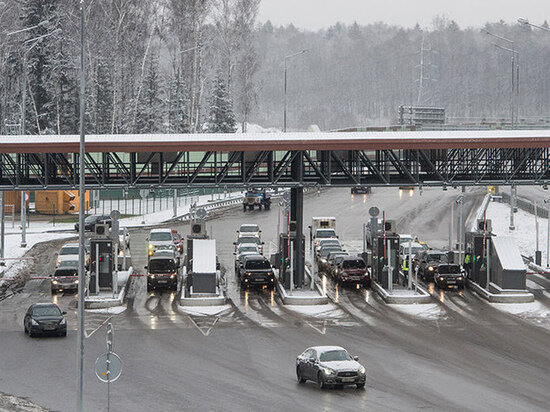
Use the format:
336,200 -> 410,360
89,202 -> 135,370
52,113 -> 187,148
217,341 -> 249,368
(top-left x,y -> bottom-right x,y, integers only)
464,254 -> 471,264
402,259 -> 409,272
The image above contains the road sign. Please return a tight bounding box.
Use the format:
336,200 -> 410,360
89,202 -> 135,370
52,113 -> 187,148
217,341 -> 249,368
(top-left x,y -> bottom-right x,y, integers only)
110,210 -> 121,220
95,352 -> 122,383
369,206 -> 380,217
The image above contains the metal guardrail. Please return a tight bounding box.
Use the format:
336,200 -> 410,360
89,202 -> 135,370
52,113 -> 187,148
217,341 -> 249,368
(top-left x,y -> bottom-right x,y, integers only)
500,192 -> 549,219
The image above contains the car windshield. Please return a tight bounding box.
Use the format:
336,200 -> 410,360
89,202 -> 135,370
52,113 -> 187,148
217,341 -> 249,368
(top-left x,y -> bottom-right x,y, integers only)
150,232 -> 173,242
54,269 -> 78,277
149,259 -> 176,274
245,259 -> 271,270
59,260 -> 79,268
319,239 -> 340,247
402,246 -> 424,255
342,259 -> 366,269
60,246 -> 79,255
427,253 -> 448,263
84,215 -> 98,223
32,305 -> 61,317
240,225 -> 259,232
316,229 -> 336,238
438,265 -> 461,274
238,237 -> 260,244
319,350 -> 352,362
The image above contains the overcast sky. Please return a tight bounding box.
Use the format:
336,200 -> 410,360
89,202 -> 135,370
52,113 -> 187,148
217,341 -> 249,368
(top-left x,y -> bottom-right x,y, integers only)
258,0 -> 549,30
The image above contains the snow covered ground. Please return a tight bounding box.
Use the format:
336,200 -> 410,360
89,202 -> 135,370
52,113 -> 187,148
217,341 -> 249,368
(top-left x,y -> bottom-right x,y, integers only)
1,191 -> 243,281
485,200 -> 548,263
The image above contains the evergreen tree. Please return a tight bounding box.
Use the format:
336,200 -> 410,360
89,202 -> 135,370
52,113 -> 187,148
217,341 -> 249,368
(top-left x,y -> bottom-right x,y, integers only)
167,69 -> 189,133
52,41 -> 78,134
135,54 -> 163,133
206,74 -> 236,133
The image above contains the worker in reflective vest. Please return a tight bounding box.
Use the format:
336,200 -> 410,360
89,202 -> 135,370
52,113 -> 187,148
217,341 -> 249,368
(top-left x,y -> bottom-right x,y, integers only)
464,251 -> 472,277
402,257 -> 409,286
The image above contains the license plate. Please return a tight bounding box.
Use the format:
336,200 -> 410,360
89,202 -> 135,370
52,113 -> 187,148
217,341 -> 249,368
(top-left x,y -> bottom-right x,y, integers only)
341,377 -> 355,382
158,280 -> 167,283
44,326 -> 56,331
255,278 -> 265,282
447,280 -> 456,284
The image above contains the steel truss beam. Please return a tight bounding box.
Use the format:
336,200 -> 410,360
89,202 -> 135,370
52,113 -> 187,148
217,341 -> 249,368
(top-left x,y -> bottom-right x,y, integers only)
2,148 -> 550,189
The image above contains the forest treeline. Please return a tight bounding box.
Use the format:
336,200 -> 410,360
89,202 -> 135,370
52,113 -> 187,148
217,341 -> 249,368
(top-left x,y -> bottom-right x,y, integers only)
1,1 -> 549,134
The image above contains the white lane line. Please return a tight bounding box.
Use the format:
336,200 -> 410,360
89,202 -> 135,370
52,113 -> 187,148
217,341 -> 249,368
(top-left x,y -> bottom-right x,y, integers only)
85,315 -> 113,339
306,320 -> 327,335
188,316 -> 219,336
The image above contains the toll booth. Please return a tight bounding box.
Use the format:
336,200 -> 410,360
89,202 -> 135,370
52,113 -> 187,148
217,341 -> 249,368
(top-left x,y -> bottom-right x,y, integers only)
278,233 -> 305,289
371,235 -> 400,289
89,238 -> 114,293
465,232 -> 492,287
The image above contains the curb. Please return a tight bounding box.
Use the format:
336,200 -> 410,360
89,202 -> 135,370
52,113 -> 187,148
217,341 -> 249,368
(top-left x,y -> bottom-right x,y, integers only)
180,295 -> 226,306
468,279 -> 534,303
372,281 -> 432,304
276,280 -> 329,305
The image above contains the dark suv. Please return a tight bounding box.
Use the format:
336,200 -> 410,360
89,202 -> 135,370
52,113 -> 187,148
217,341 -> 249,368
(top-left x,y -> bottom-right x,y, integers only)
75,214 -> 112,232
333,256 -> 370,287
146,253 -> 178,291
434,264 -> 465,289
414,250 -> 449,282
238,254 -> 275,288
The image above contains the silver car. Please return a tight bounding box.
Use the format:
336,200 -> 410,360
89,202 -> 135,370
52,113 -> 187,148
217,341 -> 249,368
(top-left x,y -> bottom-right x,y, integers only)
296,346 -> 366,389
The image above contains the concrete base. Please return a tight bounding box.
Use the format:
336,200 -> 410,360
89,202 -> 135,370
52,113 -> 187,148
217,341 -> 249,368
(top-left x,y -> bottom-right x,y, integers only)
372,281 -> 432,304
180,286 -> 226,306
276,280 -> 329,305
84,267 -> 133,309
468,279 -> 534,303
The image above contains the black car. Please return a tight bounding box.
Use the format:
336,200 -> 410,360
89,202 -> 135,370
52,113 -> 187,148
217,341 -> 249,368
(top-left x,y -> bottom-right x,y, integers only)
296,346 -> 366,389
350,186 -> 371,194
434,264 -> 465,289
24,303 -> 67,337
146,253 -> 178,292
238,254 -> 275,288
414,250 -> 449,282
75,214 -> 112,232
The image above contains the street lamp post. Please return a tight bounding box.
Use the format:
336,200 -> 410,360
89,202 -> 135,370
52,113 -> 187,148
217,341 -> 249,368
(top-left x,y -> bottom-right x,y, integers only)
7,24 -> 60,248
283,49 -> 308,133
518,17 -> 550,33
482,30 -> 519,129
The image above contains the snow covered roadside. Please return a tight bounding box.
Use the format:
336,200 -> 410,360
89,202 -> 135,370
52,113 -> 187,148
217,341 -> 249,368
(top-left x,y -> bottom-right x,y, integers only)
486,200 -> 548,263
491,300 -> 550,330
0,392 -> 48,412
389,303 -> 443,319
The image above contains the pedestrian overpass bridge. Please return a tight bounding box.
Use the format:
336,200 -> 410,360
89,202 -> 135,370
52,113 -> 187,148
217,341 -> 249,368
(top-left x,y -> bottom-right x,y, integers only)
1,129 -> 550,189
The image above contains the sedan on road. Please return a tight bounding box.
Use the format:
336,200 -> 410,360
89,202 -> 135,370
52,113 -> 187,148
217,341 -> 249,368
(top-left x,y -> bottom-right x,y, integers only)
434,264 -> 465,289
24,303 -> 67,337
296,346 -> 366,389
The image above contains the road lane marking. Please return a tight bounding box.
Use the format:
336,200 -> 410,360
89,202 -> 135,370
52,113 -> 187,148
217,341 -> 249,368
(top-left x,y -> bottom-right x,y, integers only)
188,316 -> 219,336
85,315 -> 113,338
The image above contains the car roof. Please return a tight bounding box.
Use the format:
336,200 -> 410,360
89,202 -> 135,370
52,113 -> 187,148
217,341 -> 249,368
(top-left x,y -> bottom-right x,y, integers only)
32,302 -> 60,307
308,346 -> 346,353
240,224 -> 259,228
342,256 -> 363,261
238,243 -> 259,248
62,243 -> 79,248
150,228 -> 172,233
243,254 -> 267,261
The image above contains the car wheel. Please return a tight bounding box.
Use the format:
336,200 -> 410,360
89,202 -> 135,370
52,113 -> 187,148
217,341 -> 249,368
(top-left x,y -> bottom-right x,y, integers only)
60,331 -> 67,337
317,372 -> 326,389
297,367 -> 306,384
356,382 -> 366,389
243,205 -> 247,212
28,329 -> 34,338
146,283 -> 152,292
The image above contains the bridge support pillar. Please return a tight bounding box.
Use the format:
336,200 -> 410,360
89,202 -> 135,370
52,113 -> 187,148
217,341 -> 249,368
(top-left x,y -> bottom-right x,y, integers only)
290,187 -> 304,287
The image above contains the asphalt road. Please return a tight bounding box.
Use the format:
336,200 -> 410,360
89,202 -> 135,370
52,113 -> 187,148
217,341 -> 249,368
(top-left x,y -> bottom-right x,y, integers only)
1,187 -> 550,411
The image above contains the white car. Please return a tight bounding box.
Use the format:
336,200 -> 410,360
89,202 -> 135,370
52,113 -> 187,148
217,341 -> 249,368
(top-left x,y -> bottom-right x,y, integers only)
147,228 -> 174,257
56,243 -> 80,267
238,224 -> 261,239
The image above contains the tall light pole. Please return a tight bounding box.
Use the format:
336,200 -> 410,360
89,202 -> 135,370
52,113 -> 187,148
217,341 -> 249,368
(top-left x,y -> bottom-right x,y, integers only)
482,30 -> 519,129
283,49 -> 308,133
7,24 -> 60,248
518,17 -> 550,33
77,1 -> 86,410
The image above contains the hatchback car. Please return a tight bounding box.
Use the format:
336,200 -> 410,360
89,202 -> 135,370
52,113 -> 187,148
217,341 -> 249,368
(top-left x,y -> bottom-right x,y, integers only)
24,303 -> 67,337
237,224 -> 261,239
296,346 -> 366,389
75,214 -> 112,232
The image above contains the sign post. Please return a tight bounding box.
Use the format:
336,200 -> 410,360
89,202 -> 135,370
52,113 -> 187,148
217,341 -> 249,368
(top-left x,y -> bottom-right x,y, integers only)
95,323 -> 122,412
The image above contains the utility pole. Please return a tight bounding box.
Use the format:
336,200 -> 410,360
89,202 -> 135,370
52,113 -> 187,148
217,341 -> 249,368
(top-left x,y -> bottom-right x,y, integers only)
283,50 -> 308,133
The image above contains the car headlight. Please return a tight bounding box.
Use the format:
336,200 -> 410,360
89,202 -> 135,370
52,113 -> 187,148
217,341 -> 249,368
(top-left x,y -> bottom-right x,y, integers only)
56,258 -> 61,266
322,367 -> 336,376
457,276 -> 463,280
320,258 -> 327,263
428,266 -> 434,271
358,366 -> 366,375
60,318 -> 66,325
75,280 -> 79,284
170,275 -> 176,279
439,276 -> 444,281
31,319 -> 39,326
